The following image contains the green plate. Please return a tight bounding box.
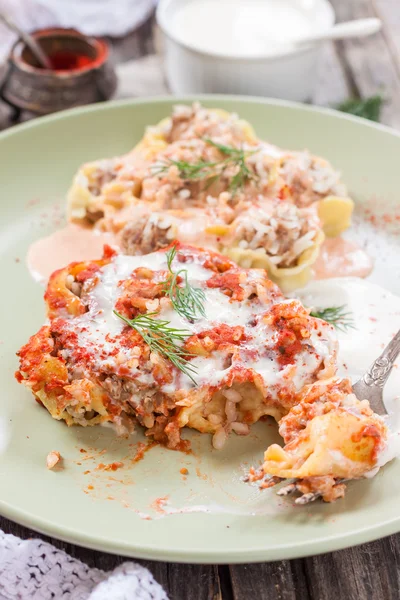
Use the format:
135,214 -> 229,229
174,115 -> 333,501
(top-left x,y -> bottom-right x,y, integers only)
1,96 -> 400,563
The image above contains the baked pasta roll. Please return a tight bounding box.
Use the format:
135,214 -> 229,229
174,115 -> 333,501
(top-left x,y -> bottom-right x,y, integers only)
247,148 -> 354,237
142,102 -> 258,146
17,243 -> 337,449
17,243 -> 388,501
66,103 -> 354,291
218,201 -> 325,292
119,209 -> 217,255
119,200 -> 324,292
67,157 -> 143,226
143,104 -> 353,235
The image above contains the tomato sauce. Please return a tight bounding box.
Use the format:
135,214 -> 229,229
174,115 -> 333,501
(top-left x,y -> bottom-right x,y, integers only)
46,50 -> 94,71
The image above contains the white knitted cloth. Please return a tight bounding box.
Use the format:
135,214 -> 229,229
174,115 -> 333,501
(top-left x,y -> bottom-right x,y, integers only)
0,531 -> 168,600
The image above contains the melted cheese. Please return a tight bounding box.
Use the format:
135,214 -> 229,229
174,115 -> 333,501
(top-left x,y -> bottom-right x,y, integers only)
61,249 -> 337,398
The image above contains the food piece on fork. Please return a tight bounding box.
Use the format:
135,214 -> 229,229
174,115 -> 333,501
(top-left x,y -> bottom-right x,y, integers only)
254,378 -> 388,502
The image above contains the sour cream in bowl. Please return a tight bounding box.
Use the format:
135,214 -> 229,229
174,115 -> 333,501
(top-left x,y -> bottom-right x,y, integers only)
157,0 -> 335,101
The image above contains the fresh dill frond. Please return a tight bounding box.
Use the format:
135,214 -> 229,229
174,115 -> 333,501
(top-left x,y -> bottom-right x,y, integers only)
166,243 -> 178,271
203,138 -> 258,193
336,95 -> 383,122
310,305 -> 355,332
152,158 -> 218,180
164,245 -> 206,322
203,138 -> 245,157
229,156 -> 255,195
113,310 -> 198,384
203,173 -> 220,191
151,139 -> 258,194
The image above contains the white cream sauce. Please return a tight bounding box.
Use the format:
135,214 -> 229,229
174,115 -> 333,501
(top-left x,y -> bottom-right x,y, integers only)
294,277 -> 400,468
170,0 -> 316,57
65,249 -> 336,397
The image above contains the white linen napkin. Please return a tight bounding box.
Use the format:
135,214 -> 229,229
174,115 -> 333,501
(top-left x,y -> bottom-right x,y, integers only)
0,530 -> 169,599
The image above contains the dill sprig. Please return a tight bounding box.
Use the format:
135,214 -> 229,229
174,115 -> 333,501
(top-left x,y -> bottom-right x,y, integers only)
163,245 -> 206,322
152,158 -> 218,180
113,310 -> 198,384
152,139 -> 258,194
337,95 -> 383,123
203,138 -> 258,193
310,305 -> 355,332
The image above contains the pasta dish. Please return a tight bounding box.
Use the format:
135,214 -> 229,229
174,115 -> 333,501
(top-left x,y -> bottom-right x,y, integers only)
66,103 -> 354,291
17,103 -> 393,506
16,243 -> 387,503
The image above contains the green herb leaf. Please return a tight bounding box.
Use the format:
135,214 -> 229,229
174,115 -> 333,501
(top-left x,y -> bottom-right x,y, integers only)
152,139 -> 258,195
164,246 -> 206,322
203,138 -> 247,157
310,305 -> 355,332
113,309 -> 198,384
337,95 -> 383,122
203,138 -> 258,194
152,158 -> 218,180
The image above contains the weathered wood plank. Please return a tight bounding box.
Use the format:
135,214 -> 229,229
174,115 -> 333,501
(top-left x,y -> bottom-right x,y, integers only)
106,14 -> 155,63
330,0 -> 400,127
303,535 -> 400,600
230,534 -> 400,600
166,563 -> 222,600
229,560 -> 311,600
372,0 -> 400,78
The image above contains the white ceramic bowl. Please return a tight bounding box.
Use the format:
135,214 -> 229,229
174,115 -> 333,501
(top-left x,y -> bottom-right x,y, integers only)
156,0 -> 335,102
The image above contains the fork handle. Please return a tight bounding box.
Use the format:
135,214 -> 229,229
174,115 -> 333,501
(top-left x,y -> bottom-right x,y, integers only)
363,329 -> 400,388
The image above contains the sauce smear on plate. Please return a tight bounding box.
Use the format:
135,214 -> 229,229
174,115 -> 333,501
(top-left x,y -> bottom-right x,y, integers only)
27,223 -> 115,283
313,237 -> 373,280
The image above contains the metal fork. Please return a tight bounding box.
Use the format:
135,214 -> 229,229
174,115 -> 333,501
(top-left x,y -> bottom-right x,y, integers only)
270,329 -> 400,504
352,328 -> 400,414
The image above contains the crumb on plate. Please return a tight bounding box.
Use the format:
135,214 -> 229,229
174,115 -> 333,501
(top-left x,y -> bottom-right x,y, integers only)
46,450 -> 61,470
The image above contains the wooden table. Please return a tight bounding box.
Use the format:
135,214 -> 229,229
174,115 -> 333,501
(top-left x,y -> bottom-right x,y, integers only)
1,1 -> 400,597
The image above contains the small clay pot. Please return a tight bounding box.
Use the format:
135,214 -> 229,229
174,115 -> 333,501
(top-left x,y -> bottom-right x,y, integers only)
0,28 -> 117,117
